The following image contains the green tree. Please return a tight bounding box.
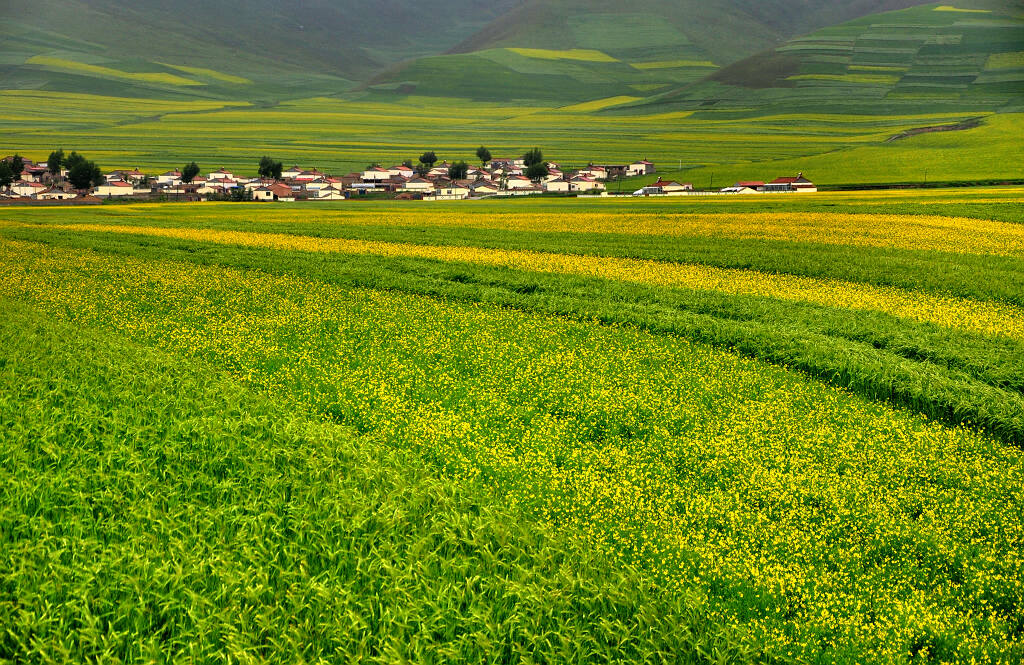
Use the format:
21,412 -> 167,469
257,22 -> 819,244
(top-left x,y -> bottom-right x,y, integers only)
0,162 -> 14,189
419,151 -> 438,169
68,158 -> 103,190
181,162 -> 200,184
449,160 -> 469,180
47,149 -> 65,179
258,156 -> 283,180
64,151 -> 86,172
522,147 -> 544,168
525,162 -> 549,181
476,146 -> 491,165
8,154 -> 24,177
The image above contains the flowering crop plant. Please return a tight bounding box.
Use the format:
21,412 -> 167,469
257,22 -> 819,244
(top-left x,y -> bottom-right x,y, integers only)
1,193 -> 1022,664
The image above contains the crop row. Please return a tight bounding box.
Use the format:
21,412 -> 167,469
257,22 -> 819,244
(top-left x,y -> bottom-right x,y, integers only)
5,222 -> 1023,447
33,222 -> 1024,340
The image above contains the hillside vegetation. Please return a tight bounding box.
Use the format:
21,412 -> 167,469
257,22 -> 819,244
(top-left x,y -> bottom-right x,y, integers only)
371,0 -> 935,102
631,0 -> 1024,115
0,0 -> 519,101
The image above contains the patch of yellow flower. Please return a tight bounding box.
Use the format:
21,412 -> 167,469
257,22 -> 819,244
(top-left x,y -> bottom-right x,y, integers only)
41,222 -> 1024,339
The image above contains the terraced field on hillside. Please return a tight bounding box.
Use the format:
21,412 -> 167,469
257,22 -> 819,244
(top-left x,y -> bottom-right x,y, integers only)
4,87 -> 1021,185
1,191 -> 1023,662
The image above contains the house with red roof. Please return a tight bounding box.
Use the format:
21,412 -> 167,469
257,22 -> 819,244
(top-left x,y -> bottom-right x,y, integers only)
94,181 -> 137,197
764,173 -> 816,193
647,178 -> 693,193
254,183 -> 296,201
626,160 -> 656,177
157,170 -> 182,185
361,166 -> 393,182
11,181 -> 46,197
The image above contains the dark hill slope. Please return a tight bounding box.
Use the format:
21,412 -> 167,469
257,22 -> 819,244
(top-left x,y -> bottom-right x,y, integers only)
449,1 -> 932,68
370,0 -> 935,103
619,0 -> 1024,116
0,0 -> 519,100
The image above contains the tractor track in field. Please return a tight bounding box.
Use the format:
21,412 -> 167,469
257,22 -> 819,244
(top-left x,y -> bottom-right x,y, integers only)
885,116 -> 984,142
110,101 -> 279,128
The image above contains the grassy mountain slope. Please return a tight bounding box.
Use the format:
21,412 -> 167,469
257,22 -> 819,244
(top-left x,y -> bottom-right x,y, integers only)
0,0 -> 519,101
371,0 -> 934,103
626,0 -> 1024,116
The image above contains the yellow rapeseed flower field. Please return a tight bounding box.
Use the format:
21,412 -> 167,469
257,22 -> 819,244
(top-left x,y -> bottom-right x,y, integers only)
38,222 -> 1024,339
1,237 -> 1022,663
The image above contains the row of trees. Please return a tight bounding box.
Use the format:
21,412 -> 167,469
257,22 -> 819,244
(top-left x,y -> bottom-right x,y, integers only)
379,146 -> 548,181
0,149 -> 106,190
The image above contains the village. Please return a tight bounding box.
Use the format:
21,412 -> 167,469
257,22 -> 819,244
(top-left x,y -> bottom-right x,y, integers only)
0,153 -> 817,203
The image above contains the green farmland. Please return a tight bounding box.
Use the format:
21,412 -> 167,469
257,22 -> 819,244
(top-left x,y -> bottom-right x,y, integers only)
3,89 -> 1022,185
1,190 -> 1023,663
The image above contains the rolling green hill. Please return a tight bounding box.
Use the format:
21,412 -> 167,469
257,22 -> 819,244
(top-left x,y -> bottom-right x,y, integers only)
626,0 -> 1024,115
0,0 -> 520,101
370,0 -> 936,103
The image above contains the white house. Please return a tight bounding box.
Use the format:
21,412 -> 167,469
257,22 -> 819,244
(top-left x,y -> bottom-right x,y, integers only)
428,183 -> 470,200
37,188 -> 76,200
570,176 -> 606,192
302,178 -> 330,192
764,174 -> 816,193
208,168 -> 234,181
626,160 -> 656,177
543,179 -> 571,193
401,177 -> 434,192
469,181 -> 500,196
157,170 -> 182,185
95,181 -> 137,197
720,186 -> 758,194
646,178 -> 692,193
11,181 -> 45,197
253,183 -> 295,201
577,165 -> 609,180
281,165 -> 304,179
313,188 -> 346,200
504,175 -> 535,190
388,164 -> 415,178
121,168 -> 147,183
361,167 -> 392,182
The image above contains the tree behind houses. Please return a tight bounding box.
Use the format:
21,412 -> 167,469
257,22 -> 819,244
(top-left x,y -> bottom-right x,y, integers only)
68,158 -> 102,190
47,149 -> 65,179
476,146 -> 491,165
0,162 -> 13,189
7,154 -> 24,178
522,147 -> 544,167
258,156 -> 283,180
449,160 -> 469,180
182,162 -> 200,184
525,162 -> 549,181
419,151 -> 438,168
